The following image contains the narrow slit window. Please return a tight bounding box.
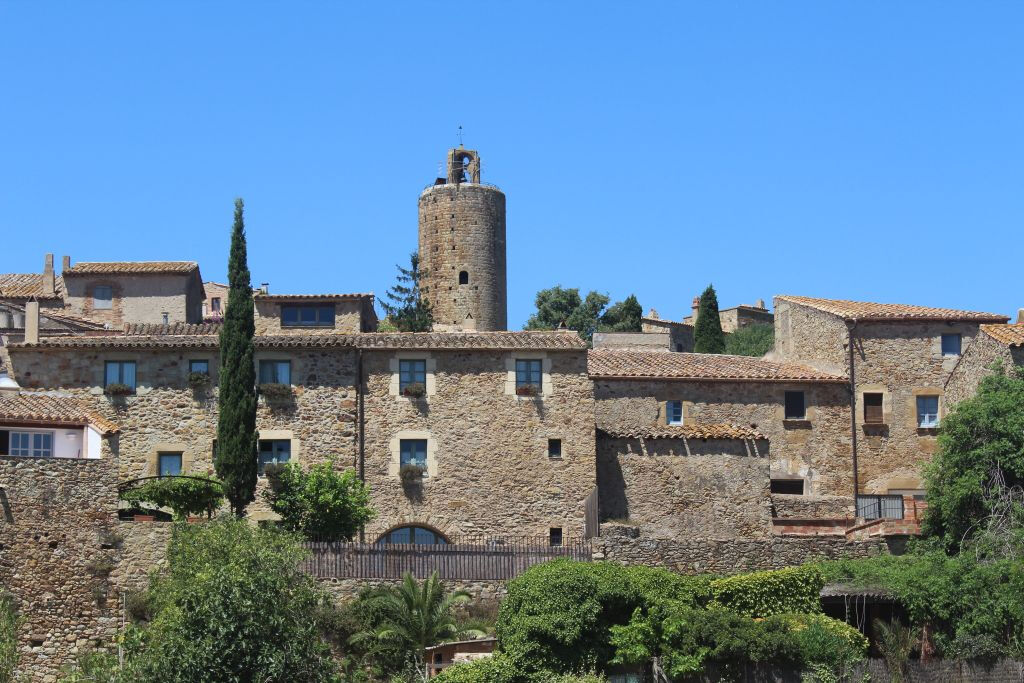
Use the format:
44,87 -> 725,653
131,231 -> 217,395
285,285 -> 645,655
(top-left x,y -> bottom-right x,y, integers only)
548,438 -> 562,458
458,271 -> 469,285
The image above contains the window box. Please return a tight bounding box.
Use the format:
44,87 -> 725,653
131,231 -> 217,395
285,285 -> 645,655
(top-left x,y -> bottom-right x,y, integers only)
188,372 -> 211,389
258,383 -> 293,399
399,464 -> 426,486
515,384 -> 539,397
104,382 -> 134,396
402,382 -> 427,398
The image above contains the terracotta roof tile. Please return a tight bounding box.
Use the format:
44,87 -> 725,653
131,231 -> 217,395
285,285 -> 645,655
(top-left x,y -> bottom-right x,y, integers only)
599,424 -> 766,440
123,322 -> 223,336
981,324 -> 1024,347
588,350 -> 846,382
254,293 -> 374,302
0,274 -> 65,300
777,295 -> 1008,323
62,261 -> 198,275
11,330 -> 587,351
0,392 -> 119,434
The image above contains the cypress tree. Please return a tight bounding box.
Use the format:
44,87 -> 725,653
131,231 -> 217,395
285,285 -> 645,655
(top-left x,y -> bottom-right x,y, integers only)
693,284 -> 726,354
216,198 -> 258,516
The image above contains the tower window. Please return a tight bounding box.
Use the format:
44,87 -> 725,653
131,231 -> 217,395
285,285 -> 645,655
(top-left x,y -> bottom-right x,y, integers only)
459,271 -> 469,285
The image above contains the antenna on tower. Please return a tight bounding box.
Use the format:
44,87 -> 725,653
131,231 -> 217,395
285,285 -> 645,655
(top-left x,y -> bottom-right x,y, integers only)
457,125 -> 464,147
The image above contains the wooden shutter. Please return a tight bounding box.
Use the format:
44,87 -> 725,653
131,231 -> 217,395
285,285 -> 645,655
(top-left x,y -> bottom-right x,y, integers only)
864,393 -> 884,424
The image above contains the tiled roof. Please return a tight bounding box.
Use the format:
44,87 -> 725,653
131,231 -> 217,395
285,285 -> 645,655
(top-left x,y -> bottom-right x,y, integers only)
588,350 -> 846,382
599,424 -> 766,440
11,330 -> 587,351
124,322 -> 223,336
641,317 -> 692,328
981,324 -> 1024,347
0,392 -> 119,434
254,293 -> 374,302
62,261 -> 199,276
0,301 -> 106,330
0,274 -> 65,300
777,295 -> 1008,323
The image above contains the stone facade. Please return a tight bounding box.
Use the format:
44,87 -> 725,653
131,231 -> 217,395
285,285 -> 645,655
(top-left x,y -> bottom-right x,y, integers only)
253,294 -> 376,335
946,328 -> 1024,405
201,281 -> 229,320
640,316 -> 694,352
418,164 -> 507,332
62,271 -> 205,327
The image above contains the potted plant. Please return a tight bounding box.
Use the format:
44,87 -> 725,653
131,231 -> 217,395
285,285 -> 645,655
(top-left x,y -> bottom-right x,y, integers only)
188,371 -> 210,389
258,382 -> 293,399
402,382 -> 426,398
399,464 -> 426,487
515,384 -> 539,397
104,382 -> 134,397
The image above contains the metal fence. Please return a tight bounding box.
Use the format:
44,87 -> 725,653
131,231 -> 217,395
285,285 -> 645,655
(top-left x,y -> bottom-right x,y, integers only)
301,536 -> 592,580
856,494 -> 905,520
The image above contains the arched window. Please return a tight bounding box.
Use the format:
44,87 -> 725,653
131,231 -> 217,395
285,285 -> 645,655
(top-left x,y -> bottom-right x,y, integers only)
459,271 -> 469,285
375,525 -> 449,546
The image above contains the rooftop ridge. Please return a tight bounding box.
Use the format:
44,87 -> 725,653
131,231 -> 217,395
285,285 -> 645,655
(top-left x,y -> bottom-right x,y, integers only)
777,295 -> 1008,323
588,349 -> 846,382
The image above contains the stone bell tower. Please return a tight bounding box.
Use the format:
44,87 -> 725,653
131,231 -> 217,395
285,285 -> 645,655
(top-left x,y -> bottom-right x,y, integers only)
417,147 -> 507,331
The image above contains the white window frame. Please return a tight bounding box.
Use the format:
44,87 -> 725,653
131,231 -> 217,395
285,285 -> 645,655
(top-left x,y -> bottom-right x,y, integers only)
917,395 -> 940,428
8,430 -> 54,457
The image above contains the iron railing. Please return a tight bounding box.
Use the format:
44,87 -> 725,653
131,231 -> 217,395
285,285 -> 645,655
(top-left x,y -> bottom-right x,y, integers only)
856,494 -> 904,520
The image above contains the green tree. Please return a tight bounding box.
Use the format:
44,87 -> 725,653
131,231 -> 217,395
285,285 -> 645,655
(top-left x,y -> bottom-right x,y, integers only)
381,252 -> 433,332
724,323 -> 774,357
134,518 -> 338,682
349,572 -> 480,673
598,294 -> 642,333
693,284 -> 726,354
0,593 -> 18,683
264,461 -> 374,540
215,198 -> 258,517
922,365 -> 1024,553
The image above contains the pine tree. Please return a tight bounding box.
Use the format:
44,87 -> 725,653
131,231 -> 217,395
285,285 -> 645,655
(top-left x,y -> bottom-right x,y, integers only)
599,294 -> 643,333
380,252 -> 432,332
693,284 -> 726,354
215,198 -> 258,516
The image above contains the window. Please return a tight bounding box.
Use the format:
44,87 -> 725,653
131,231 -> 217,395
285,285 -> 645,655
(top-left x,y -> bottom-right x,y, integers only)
549,527 -> 563,547
675,343 -> 684,352
515,359 -> 543,392
258,439 -> 291,475
189,359 -> 210,375
666,400 -> 683,426
400,439 -> 428,469
158,452 -> 182,477
211,297 -> 221,313
258,360 -> 291,385
7,431 -> 52,457
93,285 -> 112,310
770,479 -> 804,495
857,494 -> 904,520
863,393 -> 884,424
105,361 -> 137,389
548,438 -> 562,459
941,333 -> 962,356
375,525 -> 448,545
280,304 -> 334,327
917,395 -> 940,428
784,391 -> 806,420
399,359 -> 426,392
458,271 -> 469,285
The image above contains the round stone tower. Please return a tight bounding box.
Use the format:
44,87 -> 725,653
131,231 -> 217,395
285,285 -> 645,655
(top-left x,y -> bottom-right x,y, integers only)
418,147 -> 507,331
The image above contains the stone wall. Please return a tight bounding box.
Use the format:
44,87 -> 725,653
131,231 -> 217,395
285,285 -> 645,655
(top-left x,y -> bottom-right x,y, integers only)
770,493 -> 853,519
597,435 -> 772,539
418,183 -> 507,331
640,318 -> 694,352
593,378 -> 853,497
0,454 -> 121,681
62,272 -> 203,326
772,299 -> 849,375
254,298 -> 367,335
946,332 -> 1021,405
592,332 -> 671,352
361,348 -> 595,539
594,524 -> 888,575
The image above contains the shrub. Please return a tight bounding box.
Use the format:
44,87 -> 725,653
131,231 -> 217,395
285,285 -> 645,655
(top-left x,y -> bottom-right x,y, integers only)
399,464 -> 426,486
724,323 -> 774,357
401,382 -> 426,398
0,593 -> 18,683
320,586 -> 413,678
130,518 -> 337,681
119,475 -> 224,519
187,372 -> 210,388
432,653 -> 519,683
710,565 -> 824,617
258,382 -> 293,399
264,461 -> 373,541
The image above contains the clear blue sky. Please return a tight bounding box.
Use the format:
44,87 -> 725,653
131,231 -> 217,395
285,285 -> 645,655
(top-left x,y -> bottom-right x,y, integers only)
2,3 -> 1021,327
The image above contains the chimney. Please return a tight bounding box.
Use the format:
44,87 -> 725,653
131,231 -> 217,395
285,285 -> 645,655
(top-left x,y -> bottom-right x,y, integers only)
42,254 -> 55,297
260,283 -> 269,295
1017,308 -> 1024,324
691,296 -> 701,322
756,298 -> 766,309
25,300 -> 40,344
647,308 -> 659,320
62,255 -> 71,272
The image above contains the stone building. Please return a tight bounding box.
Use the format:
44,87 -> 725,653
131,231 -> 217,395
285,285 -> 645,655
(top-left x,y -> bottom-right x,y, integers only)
945,323 -> 1024,405
201,281 -> 229,320
773,295 -> 1008,509
684,297 -> 774,333
418,147 -> 507,332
